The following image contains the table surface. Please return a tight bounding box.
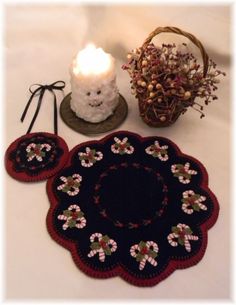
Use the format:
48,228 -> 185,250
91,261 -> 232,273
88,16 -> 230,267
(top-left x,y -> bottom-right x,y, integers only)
4,4 -> 231,300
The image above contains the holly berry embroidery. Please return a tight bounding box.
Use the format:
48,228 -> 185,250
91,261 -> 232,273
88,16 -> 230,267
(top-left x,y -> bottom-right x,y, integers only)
145,141 -> 169,161
87,233 -> 117,262
167,223 -> 199,252
78,147 -> 103,168
57,174 -> 82,196
26,143 -> 51,162
171,162 -> 197,184
130,241 -> 158,270
182,190 -> 207,214
111,137 -> 134,155
57,204 -> 86,230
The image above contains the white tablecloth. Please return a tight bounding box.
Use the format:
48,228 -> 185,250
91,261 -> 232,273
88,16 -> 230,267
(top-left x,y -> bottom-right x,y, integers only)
5,4 -> 231,300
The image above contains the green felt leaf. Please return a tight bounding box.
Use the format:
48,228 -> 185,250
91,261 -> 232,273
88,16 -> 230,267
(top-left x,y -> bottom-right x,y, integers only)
136,253 -> 144,262
73,182 -> 80,188
90,242 -> 100,250
193,204 -> 200,211
152,152 -> 158,158
185,228 -> 193,235
91,149 -> 96,155
63,210 -> 71,217
139,241 -> 146,249
62,187 -> 70,193
68,219 -> 76,228
77,211 -> 84,218
104,248 -> 112,256
149,250 -> 157,259
27,151 -> 34,157
102,235 -> 110,242
178,238 -> 184,246
172,226 -> 179,234
41,151 -> 46,157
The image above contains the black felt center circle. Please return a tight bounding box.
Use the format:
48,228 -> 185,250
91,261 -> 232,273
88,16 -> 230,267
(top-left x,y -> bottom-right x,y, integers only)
95,163 -> 168,228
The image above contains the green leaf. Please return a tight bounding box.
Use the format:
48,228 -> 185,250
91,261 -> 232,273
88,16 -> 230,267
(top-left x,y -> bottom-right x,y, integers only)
90,242 -> 100,250
68,219 -> 76,228
153,152 -> 158,158
138,241 -> 146,249
193,204 -> 200,211
102,235 -> 110,243
149,250 -> 157,259
27,151 -> 34,157
172,226 -> 179,234
73,182 -> 80,188
63,210 -> 71,217
91,149 -> 96,155
76,211 -> 84,218
185,228 -> 193,235
41,151 -> 46,157
136,253 -> 144,262
62,187 -> 70,193
104,248 -> 112,256
178,238 -> 184,246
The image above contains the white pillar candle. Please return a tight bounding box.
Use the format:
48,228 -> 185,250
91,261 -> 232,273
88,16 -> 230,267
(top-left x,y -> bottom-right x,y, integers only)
70,43 -> 119,123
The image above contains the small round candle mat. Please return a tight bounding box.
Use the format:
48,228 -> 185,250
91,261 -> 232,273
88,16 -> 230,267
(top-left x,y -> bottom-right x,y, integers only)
5,132 -> 69,182
60,93 -> 128,135
46,131 -> 219,287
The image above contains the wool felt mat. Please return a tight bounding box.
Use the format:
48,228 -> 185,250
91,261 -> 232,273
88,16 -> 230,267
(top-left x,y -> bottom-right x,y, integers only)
46,131 -> 219,287
5,132 -> 69,182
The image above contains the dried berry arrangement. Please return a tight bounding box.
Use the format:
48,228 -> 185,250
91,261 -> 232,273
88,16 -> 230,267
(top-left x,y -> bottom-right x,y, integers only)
123,27 -> 225,127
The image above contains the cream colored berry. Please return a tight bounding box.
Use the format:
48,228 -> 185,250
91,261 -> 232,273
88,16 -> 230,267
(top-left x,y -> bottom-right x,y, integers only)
148,84 -> 154,91
137,80 -> 142,86
142,60 -> 148,66
184,91 -> 191,100
160,116 -> 166,122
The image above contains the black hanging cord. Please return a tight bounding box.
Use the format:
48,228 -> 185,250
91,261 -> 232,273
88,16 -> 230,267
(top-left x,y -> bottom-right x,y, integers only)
20,81 -> 66,135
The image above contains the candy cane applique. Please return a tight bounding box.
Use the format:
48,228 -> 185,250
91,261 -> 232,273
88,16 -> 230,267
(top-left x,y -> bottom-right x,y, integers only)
182,190 -> 207,214
57,204 -> 86,230
87,233 -> 117,262
26,143 -> 51,162
145,141 -> 169,161
167,224 -> 199,252
57,174 -> 82,196
171,162 -> 197,184
111,137 -> 134,155
78,147 -> 103,168
130,241 -> 158,270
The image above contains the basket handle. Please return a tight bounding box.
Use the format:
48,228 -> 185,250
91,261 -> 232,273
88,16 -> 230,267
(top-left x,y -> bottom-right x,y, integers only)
140,26 -> 209,77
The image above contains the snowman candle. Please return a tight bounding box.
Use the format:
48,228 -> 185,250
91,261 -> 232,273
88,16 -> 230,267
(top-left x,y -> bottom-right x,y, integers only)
70,44 -> 119,123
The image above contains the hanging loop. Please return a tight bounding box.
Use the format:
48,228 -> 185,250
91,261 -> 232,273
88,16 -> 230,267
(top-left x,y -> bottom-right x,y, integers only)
21,81 -> 66,135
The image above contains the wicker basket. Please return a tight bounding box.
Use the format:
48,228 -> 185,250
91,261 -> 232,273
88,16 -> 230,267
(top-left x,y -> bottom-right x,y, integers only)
136,27 -> 209,127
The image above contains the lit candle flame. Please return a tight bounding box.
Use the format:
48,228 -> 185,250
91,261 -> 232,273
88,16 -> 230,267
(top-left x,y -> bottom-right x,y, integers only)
73,43 -> 112,76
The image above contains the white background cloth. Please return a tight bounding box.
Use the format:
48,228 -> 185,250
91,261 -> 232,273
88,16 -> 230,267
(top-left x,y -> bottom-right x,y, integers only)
4,4 -> 231,300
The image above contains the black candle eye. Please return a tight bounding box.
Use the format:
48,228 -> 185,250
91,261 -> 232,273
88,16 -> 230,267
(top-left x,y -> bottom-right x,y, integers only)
97,90 -> 101,95
87,92 -> 91,96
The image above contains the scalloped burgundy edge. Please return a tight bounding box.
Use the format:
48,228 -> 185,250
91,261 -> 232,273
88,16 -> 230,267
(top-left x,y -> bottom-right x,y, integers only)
46,130 -> 219,287
5,132 -> 69,182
